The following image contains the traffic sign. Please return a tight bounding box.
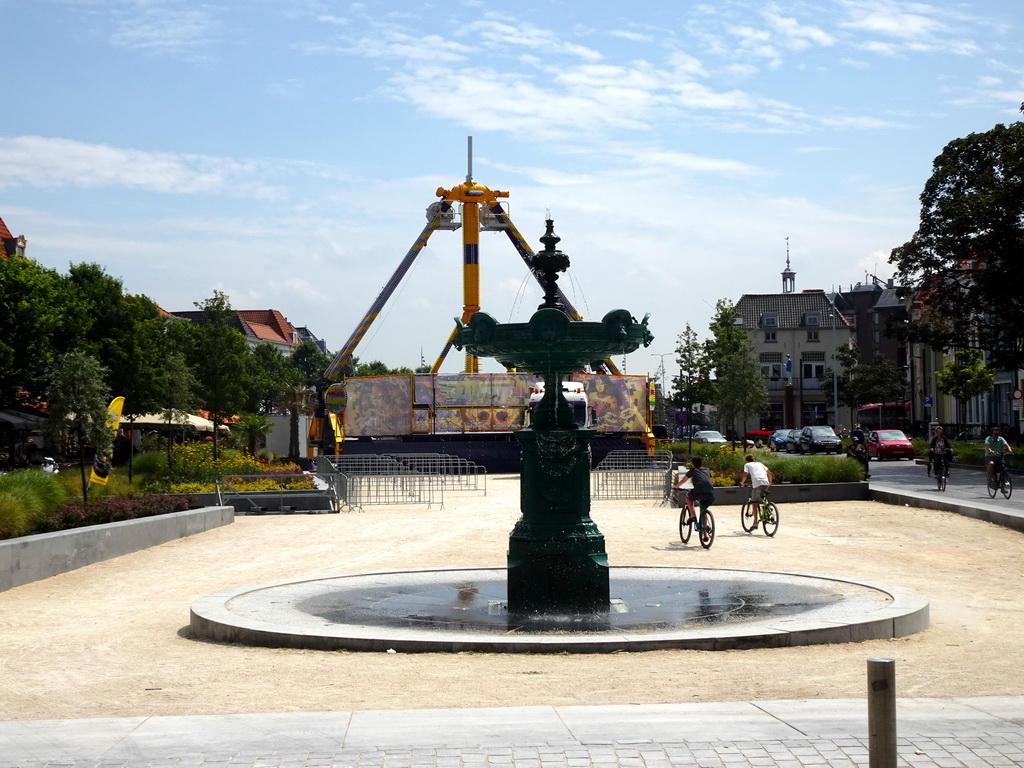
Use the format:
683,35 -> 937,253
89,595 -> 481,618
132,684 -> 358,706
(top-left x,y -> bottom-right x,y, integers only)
1013,388 -> 1023,401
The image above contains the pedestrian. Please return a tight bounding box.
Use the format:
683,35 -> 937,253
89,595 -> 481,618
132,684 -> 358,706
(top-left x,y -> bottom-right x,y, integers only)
846,436 -> 869,478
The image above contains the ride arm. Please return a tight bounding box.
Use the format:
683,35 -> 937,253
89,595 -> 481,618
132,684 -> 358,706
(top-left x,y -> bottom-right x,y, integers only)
325,202 -> 452,381
488,203 -> 621,375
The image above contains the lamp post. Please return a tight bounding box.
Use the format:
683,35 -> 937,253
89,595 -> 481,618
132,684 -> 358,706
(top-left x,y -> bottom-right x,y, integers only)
652,352 -> 671,427
828,293 -> 841,431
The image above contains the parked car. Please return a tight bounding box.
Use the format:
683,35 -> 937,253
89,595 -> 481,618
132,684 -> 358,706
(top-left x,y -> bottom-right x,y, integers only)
866,429 -> 914,460
768,429 -> 790,451
798,425 -> 842,454
785,429 -> 803,453
693,430 -> 728,444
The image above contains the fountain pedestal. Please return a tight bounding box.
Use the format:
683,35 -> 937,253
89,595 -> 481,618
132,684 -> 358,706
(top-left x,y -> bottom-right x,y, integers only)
455,219 -> 653,620
509,426 -> 608,616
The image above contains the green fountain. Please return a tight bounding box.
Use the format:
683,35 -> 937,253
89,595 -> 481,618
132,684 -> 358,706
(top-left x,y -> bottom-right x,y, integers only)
454,219 -> 653,619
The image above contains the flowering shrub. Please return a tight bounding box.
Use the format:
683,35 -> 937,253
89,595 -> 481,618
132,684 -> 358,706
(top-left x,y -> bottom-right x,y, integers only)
31,494 -> 193,534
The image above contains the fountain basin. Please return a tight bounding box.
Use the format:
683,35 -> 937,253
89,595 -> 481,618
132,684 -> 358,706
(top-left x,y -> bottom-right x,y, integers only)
189,565 -> 928,653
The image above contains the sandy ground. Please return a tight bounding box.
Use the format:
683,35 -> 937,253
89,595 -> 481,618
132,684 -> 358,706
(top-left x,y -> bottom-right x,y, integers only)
1,474 -> 1023,721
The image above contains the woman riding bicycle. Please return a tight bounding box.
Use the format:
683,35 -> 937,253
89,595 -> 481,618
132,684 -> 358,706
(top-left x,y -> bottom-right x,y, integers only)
929,426 -> 953,481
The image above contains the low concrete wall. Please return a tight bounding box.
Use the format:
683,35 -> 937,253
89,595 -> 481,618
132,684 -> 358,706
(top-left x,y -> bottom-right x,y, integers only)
0,506 -> 234,593
869,488 -> 1024,532
713,482 -> 869,505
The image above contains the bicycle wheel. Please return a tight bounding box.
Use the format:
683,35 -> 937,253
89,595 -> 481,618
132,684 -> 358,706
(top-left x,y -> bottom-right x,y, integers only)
1001,471 -> 1012,500
679,508 -> 693,543
761,502 -> 780,537
699,509 -> 715,549
937,472 -> 946,492
740,501 -> 757,533
988,468 -> 999,498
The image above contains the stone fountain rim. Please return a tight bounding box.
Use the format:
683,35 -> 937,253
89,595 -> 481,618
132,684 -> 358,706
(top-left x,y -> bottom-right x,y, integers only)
189,564 -> 929,654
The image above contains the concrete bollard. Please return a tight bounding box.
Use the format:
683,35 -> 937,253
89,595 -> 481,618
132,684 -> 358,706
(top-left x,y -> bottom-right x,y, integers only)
867,657 -> 897,768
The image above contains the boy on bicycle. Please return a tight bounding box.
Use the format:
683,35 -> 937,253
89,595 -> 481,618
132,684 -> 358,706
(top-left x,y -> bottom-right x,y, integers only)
740,454 -> 773,529
674,456 -> 715,528
986,426 -> 1013,480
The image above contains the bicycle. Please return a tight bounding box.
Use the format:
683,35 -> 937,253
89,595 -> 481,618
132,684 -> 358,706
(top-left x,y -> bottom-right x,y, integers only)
932,451 -> 951,492
987,455 -> 1012,499
679,497 -> 716,549
740,488 -> 779,537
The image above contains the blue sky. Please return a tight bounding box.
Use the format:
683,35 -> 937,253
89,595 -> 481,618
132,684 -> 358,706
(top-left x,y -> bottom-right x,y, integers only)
2,0 -> 1022,379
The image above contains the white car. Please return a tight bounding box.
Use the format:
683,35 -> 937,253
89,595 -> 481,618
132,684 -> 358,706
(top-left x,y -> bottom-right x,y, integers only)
693,430 -> 728,444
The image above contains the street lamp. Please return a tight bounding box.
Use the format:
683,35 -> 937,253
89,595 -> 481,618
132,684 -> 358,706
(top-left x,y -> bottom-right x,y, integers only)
652,352 -> 671,427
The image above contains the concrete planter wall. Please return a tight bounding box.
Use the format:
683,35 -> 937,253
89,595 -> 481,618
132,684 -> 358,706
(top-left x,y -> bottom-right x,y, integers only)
713,482 -> 869,505
0,506 -> 234,593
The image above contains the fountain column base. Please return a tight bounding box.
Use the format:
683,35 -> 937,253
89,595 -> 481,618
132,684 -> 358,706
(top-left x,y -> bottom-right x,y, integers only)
507,427 -> 609,617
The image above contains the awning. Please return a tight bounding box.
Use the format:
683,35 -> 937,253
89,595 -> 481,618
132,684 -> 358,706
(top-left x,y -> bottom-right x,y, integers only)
126,411 -> 230,432
0,409 -> 45,430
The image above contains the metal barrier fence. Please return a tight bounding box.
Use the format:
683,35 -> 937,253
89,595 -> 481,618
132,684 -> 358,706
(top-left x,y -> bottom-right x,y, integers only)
590,450 -> 675,502
316,452 -> 487,511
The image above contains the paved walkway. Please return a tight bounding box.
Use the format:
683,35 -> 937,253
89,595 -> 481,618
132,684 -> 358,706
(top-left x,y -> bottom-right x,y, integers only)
2,697 -> 1024,767
3,468 -> 1023,768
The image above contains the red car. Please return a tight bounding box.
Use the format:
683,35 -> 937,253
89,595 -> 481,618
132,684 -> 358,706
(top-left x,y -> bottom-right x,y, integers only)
866,429 -> 915,460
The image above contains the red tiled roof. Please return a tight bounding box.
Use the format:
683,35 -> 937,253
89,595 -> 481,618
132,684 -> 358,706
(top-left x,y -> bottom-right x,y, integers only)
236,309 -> 296,346
0,216 -> 13,240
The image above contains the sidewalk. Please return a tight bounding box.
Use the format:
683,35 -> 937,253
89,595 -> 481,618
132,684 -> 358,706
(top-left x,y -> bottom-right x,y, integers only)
2,697 -> 1023,767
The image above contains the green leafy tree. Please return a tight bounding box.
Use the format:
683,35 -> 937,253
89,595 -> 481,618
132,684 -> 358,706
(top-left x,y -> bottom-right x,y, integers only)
43,350 -> 111,503
672,324 -> 714,446
890,121 -> 1024,369
278,342 -> 331,461
234,411 -> 272,455
936,348 -> 995,425
706,300 -> 768,436
155,346 -> 197,468
0,256 -> 72,404
185,291 -> 253,462
250,343 -> 289,415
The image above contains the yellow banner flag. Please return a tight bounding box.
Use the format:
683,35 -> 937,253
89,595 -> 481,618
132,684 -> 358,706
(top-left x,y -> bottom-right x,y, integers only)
90,396 -> 125,486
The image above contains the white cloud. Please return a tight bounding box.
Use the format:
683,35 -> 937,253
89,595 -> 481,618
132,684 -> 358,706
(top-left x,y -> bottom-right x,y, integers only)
0,136 -> 283,198
109,2 -> 218,56
610,30 -> 653,43
839,0 -> 982,56
460,16 -> 603,61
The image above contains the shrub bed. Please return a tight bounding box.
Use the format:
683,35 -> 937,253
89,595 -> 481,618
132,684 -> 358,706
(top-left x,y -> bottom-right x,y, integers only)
660,441 -> 865,485
30,493 -> 193,534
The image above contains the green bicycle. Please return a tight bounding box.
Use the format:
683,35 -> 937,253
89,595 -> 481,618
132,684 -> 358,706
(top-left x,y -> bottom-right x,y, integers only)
740,488 -> 779,537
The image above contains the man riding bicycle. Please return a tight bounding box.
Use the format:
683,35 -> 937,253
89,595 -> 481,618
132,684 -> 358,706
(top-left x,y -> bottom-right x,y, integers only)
739,454 -> 773,529
674,456 -> 715,529
929,426 -> 953,480
986,426 -> 1013,481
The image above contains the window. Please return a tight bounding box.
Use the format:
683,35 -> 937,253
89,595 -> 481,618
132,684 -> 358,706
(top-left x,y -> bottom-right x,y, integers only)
807,330 -> 819,342
804,312 -> 820,327
761,313 -> 778,328
765,331 -> 777,342
803,362 -> 825,379
873,330 -> 881,344
872,311 -> 879,325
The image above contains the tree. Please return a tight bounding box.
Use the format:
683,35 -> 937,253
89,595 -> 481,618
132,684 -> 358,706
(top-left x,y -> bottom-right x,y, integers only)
936,348 -> 995,425
672,324 -> 714,449
0,255 -> 73,404
890,121 -> 1024,369
185,291 -> 253,462
43,350 -> 111,503
705,300 -> 768,436
280,341 -> 330,461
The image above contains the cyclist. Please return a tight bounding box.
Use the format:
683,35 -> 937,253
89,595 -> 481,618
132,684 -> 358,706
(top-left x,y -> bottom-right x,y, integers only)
985,426 -> 1013,481
929,426 -> 953,481
674,456 -> 715,530
739,454 -> 773,529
